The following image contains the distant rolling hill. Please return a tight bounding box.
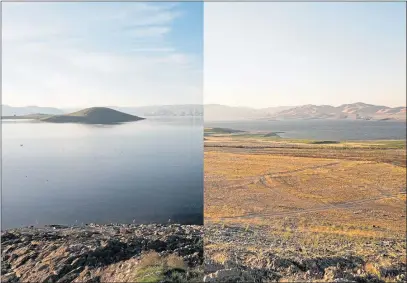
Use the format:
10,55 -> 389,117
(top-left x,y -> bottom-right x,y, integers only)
40,107 -> 145,124
62,105 -> 204,117
116,105 -> 203,117
204,104 -> 293,121
204,103 -> 406,121
1,105 -> 64,116
272,102 -> 406,121
2,113 -> 52,120
3,104 -> 204,118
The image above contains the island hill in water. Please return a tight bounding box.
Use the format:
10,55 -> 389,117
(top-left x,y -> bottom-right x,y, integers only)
2,107 -> 145,124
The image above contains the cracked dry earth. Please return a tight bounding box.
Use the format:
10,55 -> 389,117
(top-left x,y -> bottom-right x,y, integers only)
1,224 -> 203,283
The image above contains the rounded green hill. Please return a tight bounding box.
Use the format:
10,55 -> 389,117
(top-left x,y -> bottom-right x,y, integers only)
40,107 -> 145,124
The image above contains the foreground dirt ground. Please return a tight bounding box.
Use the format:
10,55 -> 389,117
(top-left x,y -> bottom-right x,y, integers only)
204,135 -> 406,282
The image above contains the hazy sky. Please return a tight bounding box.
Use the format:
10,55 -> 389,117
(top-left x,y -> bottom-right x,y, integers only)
3,2 -> 203,108
204,2 -> 406,108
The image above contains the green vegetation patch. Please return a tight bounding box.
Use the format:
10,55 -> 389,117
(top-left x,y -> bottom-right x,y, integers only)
229,135 -> 318,143
263,132 -> 285,138
225,134 -> 406,149
131,252 -> 201,283
134,265 -> 166,283
352,140 -> 406,149
204,127 -> 246,135
309,140 -> 340,144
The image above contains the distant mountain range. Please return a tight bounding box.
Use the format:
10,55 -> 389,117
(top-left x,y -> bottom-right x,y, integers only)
203,103 -> 406,121
203,104 -> 293,121
2,102 -> 405,121
2,107 -> 145,124
61,105 -> 204,117
271,102 -> 406,121
1,105 -> 64,116
1,104 -> 204,117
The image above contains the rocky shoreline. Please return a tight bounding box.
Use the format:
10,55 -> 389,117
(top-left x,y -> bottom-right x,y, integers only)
1,223 -> 203,283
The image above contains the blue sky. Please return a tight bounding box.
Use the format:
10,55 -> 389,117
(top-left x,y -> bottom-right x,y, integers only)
4,2 -> 405,109
204,2 -> 406,108
3,2 -> 203,108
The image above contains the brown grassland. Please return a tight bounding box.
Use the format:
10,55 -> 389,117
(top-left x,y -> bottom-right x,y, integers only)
204,132 -> 406,282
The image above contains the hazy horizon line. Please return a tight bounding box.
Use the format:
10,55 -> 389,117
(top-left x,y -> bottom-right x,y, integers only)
2,101 -> 406,110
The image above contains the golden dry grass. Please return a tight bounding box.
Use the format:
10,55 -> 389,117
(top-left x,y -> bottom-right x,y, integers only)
204,137 -> 406,240
205,151 -> 338,178
205,135 -> 407,167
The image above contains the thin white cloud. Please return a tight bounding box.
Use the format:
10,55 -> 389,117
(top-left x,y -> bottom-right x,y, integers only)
124,27 -> 171,38
131,48 -> 176,53
3,2 -> 202,107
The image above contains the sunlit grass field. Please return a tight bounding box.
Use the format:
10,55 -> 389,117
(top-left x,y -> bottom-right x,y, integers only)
204,134 -> 406,276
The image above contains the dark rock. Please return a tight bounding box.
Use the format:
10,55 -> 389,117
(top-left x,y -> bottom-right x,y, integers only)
1,224 -> 203,283
1,272 -> 18,283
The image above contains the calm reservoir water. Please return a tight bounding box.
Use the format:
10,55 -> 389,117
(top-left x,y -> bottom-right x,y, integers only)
205,119 -> 406,140
2,117 -> 203,229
